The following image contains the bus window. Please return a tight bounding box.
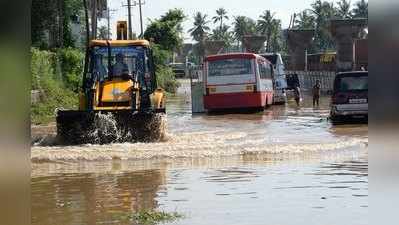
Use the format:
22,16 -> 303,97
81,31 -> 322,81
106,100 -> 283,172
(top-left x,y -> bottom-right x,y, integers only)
259,63 -> 272,79
208,58 -> 253,77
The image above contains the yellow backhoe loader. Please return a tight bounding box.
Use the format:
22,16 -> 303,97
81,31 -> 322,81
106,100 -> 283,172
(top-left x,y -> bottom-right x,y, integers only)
56,14 -> 166,144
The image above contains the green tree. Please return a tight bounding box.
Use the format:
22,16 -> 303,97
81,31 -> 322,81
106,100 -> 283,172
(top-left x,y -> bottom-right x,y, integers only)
268,19 -> 284,53
97,26 -> 109,40
310,0 -> 337,51
31,0 -> 83,49
212,8 -> 229,31
210,24 -> 234,49
189,12 -> 211,42
144,9 -> 186,52
257,10 -> 281,52
189,12 -> 211,61
336,0 -> 353,18
159,8 -> 186,33
233,16 -> 257,49
294,11 -> 316,29
352,0 -> 368,18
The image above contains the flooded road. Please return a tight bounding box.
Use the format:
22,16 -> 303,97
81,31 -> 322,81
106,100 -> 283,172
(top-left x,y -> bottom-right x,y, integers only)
31,79 -> 368,225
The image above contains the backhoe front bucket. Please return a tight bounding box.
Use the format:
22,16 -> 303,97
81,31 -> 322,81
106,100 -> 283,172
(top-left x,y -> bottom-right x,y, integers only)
56,110 -> 166,145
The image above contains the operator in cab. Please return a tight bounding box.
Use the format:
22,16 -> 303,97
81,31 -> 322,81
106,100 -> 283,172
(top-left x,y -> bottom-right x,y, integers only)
112,53 -> 129,77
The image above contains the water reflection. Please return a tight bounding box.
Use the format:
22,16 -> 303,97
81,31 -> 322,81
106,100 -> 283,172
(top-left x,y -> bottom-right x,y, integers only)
32,169 -> 166,225
31,80 -> 368,225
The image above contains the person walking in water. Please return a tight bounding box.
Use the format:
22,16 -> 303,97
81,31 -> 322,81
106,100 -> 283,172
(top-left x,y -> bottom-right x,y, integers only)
312,80 -> 321,107
293,83 -> 301,107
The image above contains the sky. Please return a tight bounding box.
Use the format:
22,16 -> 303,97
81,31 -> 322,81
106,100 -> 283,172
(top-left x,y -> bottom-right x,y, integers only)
100,0 -> 342,42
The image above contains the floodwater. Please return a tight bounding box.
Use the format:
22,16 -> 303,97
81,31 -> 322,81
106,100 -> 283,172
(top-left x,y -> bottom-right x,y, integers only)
31,79 -> 368,225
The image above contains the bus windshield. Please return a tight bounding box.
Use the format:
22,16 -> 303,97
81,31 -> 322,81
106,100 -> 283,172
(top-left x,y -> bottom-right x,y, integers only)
208,58 -> 253,77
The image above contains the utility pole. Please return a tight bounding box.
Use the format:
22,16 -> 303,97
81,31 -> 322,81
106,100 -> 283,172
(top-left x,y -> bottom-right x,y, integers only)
90,0 -> 98,39
138,0 -> 144,37
106,7 -> 117,40
127,0 -> 133,40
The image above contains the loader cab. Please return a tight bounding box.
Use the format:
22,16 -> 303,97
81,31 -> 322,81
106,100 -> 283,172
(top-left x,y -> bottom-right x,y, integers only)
87,40 -> 156,92
82,40 -> 158,111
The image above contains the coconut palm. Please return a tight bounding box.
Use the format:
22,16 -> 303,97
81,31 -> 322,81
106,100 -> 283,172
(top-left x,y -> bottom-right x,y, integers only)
233,16 -> 256,49
310,0 -> 337,51
257,10 -> 279,52
336,0 -> 352,19
212,8 -> 229,30
294,10 -> 316,29
211,24 -> 234,49
188,12 -> 211,42
352,0 -> 368,18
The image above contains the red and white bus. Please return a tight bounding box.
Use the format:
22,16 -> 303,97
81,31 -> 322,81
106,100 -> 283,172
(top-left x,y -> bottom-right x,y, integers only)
203,53 -> 274,111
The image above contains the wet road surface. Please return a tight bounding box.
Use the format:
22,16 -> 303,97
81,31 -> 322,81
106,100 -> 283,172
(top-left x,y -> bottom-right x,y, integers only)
31,79 -> 368,225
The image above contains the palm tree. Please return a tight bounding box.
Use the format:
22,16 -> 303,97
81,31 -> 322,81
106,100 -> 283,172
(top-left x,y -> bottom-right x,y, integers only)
213,8 -> 229,30
233,16 -> 256,49
336,0 -> 352,18
310,0 -> 337,51
352,0 -> 368,18
188,12 -> 211,42
294,10 -> 316,29
211,24 -> 233,49
257,10 -> 278,52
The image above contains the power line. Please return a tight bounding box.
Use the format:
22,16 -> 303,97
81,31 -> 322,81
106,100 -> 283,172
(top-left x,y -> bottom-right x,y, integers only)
122,0 -> 146,38
121,0 -> 134,39
106,8 -> 117,40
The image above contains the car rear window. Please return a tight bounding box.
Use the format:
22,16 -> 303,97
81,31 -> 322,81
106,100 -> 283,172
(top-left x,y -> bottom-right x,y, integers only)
335,73 -> 368,91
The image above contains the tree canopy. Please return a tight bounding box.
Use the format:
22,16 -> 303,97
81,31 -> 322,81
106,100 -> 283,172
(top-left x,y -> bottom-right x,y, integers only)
143,9 -> 186,51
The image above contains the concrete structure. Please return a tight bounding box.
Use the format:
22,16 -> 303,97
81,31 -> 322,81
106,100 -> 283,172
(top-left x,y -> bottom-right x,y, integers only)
286,29 -> 315,71
354,39 -> 368,70
330,19 -> 368,71
203,40 -> 225,56
174,43 -> 193,63
242,35 -> 267,53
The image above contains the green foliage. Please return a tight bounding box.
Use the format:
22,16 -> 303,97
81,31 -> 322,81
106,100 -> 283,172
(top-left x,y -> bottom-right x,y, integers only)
294,11 -> 316,29
57,48 -> 84,92
144,9 -> 184,93
31,0 -> 84,49
152,43 -> 180,94
144,9 -> 186,51
156,66 -> 180,93
189,12 -> 211,42
352,0 -> 368,18
257,10 -> 283,52
31,48 -> 79,124
213,8 -> 229,30
131,210 -> 183,225
210,25 -> 234,48
97,26 -> 110,40
336,0 -> 353,19
111,210 -> 183,225
233,16 -> 257,48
